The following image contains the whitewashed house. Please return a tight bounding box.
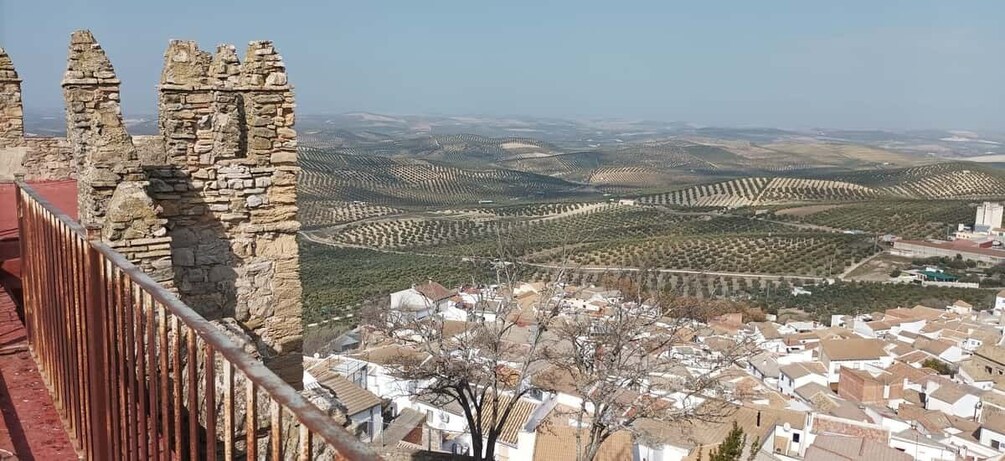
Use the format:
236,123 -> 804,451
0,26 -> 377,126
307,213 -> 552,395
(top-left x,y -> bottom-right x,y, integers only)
350,345 -> 431,416
819,338 -> 892,383
855,319 -> 893,338
304,361 -> 384,443
914,338 -> 966,364
978,413 -> 1005,452
924,379 -> 983,419
748,322 -> 786,353
414,393 -> 543,460
778,362 -> 828,396
747,351 -> 780,387
389,281 -> 455,321
948,300 -> 975,316
413,394 -> 470,453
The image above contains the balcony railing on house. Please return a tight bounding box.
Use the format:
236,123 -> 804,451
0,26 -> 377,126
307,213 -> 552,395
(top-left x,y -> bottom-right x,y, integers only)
14,180 -> 381,461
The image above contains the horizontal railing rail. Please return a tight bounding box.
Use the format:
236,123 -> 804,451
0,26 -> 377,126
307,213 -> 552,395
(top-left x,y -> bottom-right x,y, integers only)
15,180 -> 382,460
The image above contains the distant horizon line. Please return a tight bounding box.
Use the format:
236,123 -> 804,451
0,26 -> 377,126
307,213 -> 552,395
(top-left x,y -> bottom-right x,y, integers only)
19,109 -> 1003,135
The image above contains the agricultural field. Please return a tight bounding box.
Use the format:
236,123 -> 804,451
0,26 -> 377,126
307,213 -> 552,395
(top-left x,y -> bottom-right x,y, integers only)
760,280 -> 997,322
757,178 -> 881,203
300,242 -> 496,324
834,163 -> 1005,198
311,204 -> 865,277
332,218 -> 514,249
321,205 -> 700,255
639,178 -> 768,208
559,233 -> 875,276
772,200 -> 974,239
298,197 -> 401,229
298,147 -> 598,208
295,125 -> 1005,325
636,162 -> 1005,209
470,202 -> 600,218
639,177 -> 887,208
757,142 -> 922,167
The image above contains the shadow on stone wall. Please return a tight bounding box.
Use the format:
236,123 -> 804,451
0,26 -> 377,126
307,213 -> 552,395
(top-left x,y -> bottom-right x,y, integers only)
147,162 -> 296,386
145,165 -> 240,321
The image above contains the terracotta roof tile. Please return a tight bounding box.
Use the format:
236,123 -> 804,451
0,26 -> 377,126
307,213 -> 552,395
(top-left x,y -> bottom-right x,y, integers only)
533,426 -> 632,461
415,281 -> 455,302
306,363 -> 382,416
805,434 -> 911,461
810,414 -> 888,442
929,382 -> 979,405
821,338 -> 886,361
480,395 -> 538,446
779,362 -> 826,380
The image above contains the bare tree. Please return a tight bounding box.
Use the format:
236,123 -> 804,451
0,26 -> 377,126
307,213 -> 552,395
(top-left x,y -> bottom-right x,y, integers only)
361,241 -> 575,460
546,273 -> 756,461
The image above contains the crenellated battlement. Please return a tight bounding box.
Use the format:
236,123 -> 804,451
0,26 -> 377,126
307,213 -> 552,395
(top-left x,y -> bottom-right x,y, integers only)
0,47 -> 24,149
152,36 -> 302,385
1,29 -> 304,386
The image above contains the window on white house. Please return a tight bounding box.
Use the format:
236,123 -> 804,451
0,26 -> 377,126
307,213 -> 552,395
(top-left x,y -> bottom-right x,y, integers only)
793,433 -> 801,443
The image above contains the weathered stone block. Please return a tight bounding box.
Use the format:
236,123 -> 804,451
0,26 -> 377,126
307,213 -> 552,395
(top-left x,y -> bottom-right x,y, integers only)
172,248 -> 196,266
269,151 -> 296,164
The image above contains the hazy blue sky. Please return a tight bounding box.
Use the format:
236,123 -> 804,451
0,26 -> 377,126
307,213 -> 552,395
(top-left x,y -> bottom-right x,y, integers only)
1,0 -> 1003,130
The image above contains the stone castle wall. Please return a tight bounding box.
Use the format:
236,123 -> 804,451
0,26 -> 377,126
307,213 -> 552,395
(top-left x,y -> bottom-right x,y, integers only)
0,30 -> 304,386
151,39 -> 302,385
0,47 -> 74,181
20,138 -> 74,180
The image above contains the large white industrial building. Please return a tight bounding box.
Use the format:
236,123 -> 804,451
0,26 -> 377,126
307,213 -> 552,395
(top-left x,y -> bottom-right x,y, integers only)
975,201 -> 1004,232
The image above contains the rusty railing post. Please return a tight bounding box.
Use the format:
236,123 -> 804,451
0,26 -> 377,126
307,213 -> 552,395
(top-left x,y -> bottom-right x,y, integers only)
13,174 -> 28,340
16,182 -> 385,460
84,224 -> 111,460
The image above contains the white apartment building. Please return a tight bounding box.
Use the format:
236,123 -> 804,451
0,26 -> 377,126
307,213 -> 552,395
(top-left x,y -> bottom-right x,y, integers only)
976,202 -> 1004,232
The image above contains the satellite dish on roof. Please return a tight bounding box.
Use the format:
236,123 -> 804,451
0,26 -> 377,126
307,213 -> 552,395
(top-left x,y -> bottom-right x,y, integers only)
783,422 -> 791,432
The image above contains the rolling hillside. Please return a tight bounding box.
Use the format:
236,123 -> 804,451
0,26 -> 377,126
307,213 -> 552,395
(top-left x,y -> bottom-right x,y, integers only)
298,147 -> 597,208
638,163 -> 1005,208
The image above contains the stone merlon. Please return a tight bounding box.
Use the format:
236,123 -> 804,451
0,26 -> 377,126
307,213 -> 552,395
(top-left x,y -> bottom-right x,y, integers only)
62,30 -> 120,86
0,47 -> 21,82
0,46 -> 25,148
210,44 -> 241,88
161,40 -> 213,88
240,41 -> 289,88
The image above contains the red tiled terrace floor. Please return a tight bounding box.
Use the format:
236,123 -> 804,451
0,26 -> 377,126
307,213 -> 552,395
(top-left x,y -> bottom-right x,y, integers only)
0,286 -> 78,460
0,180 -> 79,460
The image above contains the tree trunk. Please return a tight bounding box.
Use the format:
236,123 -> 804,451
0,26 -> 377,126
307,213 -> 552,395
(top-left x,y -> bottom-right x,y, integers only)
471,436 -> 484,460
484,432 -> 499,461
582,425 -> 605,461
575,401 -> 587,461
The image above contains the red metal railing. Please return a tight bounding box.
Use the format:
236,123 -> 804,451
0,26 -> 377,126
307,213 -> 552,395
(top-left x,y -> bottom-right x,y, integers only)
15,180 -> 382,461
